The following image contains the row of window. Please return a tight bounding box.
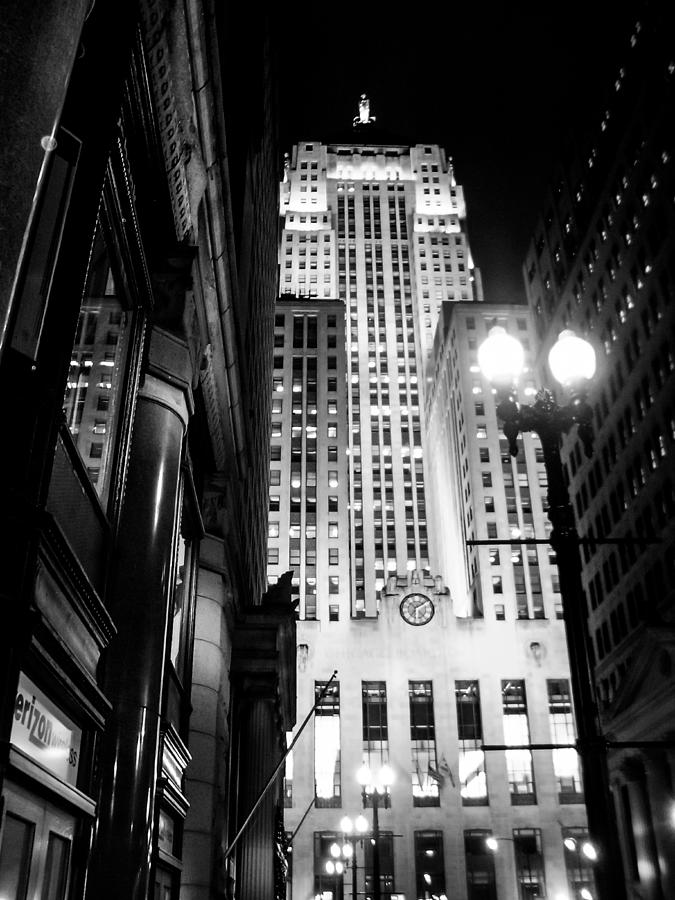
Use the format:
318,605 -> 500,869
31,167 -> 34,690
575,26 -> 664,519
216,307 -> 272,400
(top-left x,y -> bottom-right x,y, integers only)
310,825 -> 592,900
294,678 -> 581,810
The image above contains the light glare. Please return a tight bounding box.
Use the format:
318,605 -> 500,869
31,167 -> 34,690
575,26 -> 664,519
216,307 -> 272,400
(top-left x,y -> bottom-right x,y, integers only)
477,326 -> 525,388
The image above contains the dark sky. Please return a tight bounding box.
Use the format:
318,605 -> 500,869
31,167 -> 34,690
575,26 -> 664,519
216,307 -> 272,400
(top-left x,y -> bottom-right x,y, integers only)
277,4 -> 634,305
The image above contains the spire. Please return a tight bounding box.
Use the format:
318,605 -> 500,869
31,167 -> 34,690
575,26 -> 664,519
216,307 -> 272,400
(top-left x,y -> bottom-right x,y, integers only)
353,94 -> 376,128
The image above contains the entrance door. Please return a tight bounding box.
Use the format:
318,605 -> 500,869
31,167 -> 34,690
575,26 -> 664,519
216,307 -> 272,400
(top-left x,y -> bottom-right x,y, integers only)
153,865 -> 175,900
0,783 -> 75,900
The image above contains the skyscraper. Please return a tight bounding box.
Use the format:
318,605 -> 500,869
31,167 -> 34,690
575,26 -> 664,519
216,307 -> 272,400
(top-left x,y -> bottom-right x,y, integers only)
277,101 -> 483,619
271,101 -> 586,900
523,7 -> 675,894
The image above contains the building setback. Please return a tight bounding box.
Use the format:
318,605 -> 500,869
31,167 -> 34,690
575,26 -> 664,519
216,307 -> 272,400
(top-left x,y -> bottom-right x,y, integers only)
523,6 -> 675,898
272,109 -> 589,900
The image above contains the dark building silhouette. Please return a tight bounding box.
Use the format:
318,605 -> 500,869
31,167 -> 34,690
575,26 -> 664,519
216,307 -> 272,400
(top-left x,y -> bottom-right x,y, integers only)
524,6 -> 675,897
0,2 -> 295,900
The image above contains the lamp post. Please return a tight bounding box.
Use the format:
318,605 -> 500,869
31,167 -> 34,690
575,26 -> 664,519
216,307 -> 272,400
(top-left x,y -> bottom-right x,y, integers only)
356,763 -> 394,900
340,815 -> 368,900
477,326 -> 625,900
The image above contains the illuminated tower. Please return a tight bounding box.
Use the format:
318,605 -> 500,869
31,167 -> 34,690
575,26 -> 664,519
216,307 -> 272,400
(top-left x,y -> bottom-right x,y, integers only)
276,99 -> 483,619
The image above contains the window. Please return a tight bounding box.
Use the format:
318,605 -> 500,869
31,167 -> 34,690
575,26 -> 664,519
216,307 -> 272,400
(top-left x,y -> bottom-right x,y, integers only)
502,681 -> 536,803
168,510 -> 196,681
327,424 -> 337,438
269,496 -> 280,512
513,829 -> 546,898
267,548 -> 279,565
328,521 -> 339,538
329,576 -> 339,594
329,604 -> 339,622
271,445 -> 282,461
364,833 -> 395,899
562,827 -> 594,898
362,682 -> 389,769
548,680 -> 582,802
328,496 -> 338,512
455,681 -> 487,805
329,548 -> 339,565
465,830 -> 497,900
314,682 -> 341,806
269,470 -> 281,486
268,522 -> 279,538
409,682 -> 439,806
414,832 -> 445,899
64,219 -> 135,507
313,832 -> 344,896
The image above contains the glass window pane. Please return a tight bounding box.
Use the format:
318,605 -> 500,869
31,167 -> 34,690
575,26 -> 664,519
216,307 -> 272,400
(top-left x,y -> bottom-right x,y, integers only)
41,832 -> 71,900
63,220 -> 133,507
0,812 -> 35,900
314,682 -> 341,806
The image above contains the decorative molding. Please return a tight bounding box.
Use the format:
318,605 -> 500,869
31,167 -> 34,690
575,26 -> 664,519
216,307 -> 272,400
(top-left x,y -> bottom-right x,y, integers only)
158,721 -> 191,818
199,343 -> 227,469
138,0 -> 193,240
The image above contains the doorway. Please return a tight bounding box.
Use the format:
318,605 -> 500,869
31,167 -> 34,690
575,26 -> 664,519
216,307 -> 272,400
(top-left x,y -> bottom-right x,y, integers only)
0,783 -> 75,900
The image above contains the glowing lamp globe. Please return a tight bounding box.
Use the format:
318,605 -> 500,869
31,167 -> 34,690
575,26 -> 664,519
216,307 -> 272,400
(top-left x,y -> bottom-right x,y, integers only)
477,326 -> 525,388
581,841 -> 598,861
548,330 -> 596,388
485,837 -> 499,851
340,816 -> 353,834
330,842 -> 341,859
356,764 -> 372,786
355,815 -> 369,833
325,861 -> 335,875
378,764 -> 395,787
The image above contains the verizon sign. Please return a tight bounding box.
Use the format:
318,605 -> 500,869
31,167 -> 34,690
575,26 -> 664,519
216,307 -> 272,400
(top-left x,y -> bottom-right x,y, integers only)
11,673 -> 82,786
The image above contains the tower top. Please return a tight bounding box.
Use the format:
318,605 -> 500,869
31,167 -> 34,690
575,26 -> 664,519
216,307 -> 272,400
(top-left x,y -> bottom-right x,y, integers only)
353,94 -> 376,128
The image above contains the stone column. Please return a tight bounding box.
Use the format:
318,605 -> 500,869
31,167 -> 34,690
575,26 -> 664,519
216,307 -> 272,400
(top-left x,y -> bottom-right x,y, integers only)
229,592 -> 297,900
644,750 -> 675,899
86,329 -> 191,900
234,675 -> 281,900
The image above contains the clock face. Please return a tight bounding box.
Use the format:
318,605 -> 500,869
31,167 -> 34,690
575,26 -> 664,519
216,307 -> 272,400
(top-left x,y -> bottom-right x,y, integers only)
399,593 -> 435,626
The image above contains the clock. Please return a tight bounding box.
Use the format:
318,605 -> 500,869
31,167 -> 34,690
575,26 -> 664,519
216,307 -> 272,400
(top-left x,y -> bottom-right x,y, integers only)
399,593 -> 435,626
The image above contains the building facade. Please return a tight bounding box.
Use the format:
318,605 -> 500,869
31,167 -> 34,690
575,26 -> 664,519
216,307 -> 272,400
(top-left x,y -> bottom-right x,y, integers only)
0,3 -> 294,900
523,6 -> 675,898
273,111 -> 589,900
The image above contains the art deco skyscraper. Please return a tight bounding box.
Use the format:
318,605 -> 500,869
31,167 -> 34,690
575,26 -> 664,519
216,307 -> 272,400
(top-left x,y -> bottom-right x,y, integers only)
275,98 -> 483,619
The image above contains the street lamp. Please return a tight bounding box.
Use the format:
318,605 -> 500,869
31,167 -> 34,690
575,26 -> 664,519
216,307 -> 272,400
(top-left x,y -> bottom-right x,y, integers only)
356,764 -> 394,900
477,326 -> 624,900
340,815 -> 369,900
325,854 -> 345,900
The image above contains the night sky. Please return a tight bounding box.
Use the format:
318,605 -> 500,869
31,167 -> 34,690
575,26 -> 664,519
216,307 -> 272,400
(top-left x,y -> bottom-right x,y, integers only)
277,4 -> 635,305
